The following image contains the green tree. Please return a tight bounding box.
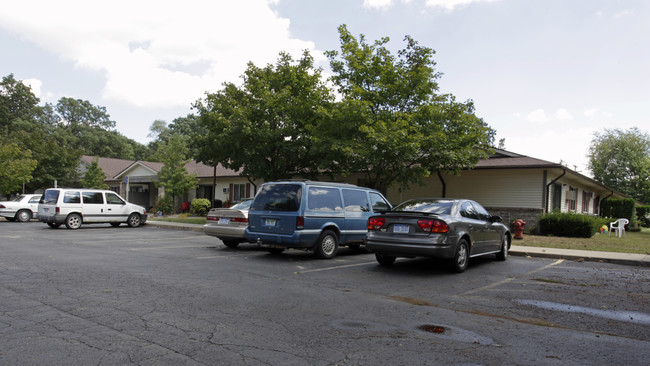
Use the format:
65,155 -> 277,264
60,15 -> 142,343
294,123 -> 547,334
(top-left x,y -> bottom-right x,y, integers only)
194,51 -> 333,181
155,134 -> 198,210
324,25 -> 495,192
588,127 -> 650,204
0,142 -> 38,195
80,158 -> 109,189
1,75 -> 81,191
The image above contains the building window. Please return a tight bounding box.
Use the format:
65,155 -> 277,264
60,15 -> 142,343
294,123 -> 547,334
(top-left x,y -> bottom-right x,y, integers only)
230,183 -> 250,202
566,186 -> 577,212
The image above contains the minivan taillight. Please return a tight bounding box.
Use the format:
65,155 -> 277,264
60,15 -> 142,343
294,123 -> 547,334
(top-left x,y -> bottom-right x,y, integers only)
367,217 -> 385,230
417,219 -> 449,233
55,207 -> 60,213
296,216 -> 304,230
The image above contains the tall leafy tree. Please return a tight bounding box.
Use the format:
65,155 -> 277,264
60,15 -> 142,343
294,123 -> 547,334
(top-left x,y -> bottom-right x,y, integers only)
1,75 -> 81,191
324,25 -> 495,192
194,51 -> 333,181
0,142 -> 38,195
80,158 -> 109,189
588,127 -> 650,204
155,133 -> 198,209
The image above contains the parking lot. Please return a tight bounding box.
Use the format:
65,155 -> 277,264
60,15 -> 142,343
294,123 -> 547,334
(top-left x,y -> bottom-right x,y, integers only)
1,222 -> 648,365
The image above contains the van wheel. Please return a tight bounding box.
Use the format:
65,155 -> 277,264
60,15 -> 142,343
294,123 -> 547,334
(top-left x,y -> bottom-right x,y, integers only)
65,214 -> 82,230
16,210 -> 32,222
127,213 -> 141,228
314,230 -> 338,259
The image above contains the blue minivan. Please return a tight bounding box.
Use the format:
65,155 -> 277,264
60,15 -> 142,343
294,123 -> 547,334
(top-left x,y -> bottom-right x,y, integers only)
245,180 -> 391,258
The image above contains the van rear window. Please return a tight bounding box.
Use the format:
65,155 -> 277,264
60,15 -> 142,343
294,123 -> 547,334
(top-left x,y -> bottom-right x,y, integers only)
42,190 -> 60,205
251,184 -> 301,212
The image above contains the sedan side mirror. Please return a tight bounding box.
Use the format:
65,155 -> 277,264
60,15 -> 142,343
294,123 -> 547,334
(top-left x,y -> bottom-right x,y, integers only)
489,215 -> 503,223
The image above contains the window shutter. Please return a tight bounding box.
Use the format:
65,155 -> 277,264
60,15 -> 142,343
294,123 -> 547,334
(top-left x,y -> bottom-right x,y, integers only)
229,183 -> 233,201
246,183 -> 250,198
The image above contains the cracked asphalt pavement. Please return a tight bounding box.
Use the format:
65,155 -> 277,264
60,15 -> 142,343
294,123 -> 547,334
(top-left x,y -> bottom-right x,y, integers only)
1,222 -> 648,365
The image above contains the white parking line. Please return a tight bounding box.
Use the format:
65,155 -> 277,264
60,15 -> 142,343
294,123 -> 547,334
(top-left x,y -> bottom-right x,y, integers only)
130,245 -> 216,251
460,259 -> 564,296
296,261 -> 378,274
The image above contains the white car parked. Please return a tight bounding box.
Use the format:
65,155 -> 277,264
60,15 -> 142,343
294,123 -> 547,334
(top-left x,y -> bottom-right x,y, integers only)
0,194 -> 42,222
38,188 -> 147,229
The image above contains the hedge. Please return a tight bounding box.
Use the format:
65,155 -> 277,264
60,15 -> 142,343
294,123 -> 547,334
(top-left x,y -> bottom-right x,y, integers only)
600,198 -> 635,221
190,198 -> 211,216
636,205 -> 650,228
539,211 -> 610,238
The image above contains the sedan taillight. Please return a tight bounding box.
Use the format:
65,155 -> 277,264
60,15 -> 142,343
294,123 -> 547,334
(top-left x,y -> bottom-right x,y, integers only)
367,217 -> 386,230
417,219 -> 449,233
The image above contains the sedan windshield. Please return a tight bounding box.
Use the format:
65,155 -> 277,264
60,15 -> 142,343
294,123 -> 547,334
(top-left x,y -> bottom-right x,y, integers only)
392,199 -> 453,215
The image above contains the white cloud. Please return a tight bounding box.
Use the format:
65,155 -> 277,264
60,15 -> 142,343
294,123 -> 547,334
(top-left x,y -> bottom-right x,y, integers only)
0,0 -> 320,108
22,78 -> 42,98
584,108 -> 599,117
554,108 -> 573,121
526,109 -> 547,123
424,0 -> 500,11
363,0 -> 412,10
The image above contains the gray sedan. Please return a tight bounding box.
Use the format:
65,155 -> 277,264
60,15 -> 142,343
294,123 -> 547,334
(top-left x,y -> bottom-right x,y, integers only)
203,199 -> 252,248
365,198 -> 511,273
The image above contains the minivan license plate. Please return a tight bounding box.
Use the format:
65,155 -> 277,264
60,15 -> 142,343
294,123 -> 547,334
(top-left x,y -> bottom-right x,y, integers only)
263,218 -> 277,227
393,224 -> 409,233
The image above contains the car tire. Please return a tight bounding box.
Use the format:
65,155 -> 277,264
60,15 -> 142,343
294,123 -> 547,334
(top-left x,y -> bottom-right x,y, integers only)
47,222 -> 61,228
375,253 -> 396,266
496,234 -> 509,261
223,240 -> 240,248
110,222 -> 121,227
5,217 -> 16,222
314,230 -> 339,259
16,210 -> 32,222
451,239 -> 469,273
127,213 -> 141,228
65,214 -> 82,230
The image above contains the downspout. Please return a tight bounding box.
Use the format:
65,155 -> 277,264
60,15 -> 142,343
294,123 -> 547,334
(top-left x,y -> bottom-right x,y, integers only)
437,171 -> 446,198
544,169 -> 566,213
212,165 -> 217,208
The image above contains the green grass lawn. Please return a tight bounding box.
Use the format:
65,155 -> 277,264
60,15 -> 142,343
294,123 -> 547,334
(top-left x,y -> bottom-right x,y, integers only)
516,228 -> 650,255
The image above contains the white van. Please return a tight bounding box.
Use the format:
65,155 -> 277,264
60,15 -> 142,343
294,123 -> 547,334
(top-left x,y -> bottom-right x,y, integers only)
38,188 -> 148,229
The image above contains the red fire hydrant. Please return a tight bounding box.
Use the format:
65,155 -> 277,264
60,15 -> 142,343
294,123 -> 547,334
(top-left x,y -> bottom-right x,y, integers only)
512,219 -> 526,240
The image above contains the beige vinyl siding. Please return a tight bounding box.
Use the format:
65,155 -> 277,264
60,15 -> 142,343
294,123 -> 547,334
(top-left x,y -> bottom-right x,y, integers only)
387,169 -> 545,209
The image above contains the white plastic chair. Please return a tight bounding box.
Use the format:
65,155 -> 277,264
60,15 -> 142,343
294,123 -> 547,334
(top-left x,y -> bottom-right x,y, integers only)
609,218 -> 629,238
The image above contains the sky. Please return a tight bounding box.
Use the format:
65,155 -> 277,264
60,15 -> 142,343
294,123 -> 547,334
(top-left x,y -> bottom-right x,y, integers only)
1,0 -> 648,176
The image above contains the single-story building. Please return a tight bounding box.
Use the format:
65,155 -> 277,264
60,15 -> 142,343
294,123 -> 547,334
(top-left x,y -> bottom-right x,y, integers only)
81,149 -> 627,228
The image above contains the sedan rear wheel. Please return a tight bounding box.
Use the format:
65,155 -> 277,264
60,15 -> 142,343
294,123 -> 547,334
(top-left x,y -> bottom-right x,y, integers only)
451,239 -> 469,273
375,253 -> 396,266
16,210 -> 32,222
65,213 -> 82,230
223,240 -> 240,248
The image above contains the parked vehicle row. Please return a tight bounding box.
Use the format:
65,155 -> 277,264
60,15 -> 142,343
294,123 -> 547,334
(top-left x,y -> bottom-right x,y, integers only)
1,188 -> 148,230
203,180 -> 512,272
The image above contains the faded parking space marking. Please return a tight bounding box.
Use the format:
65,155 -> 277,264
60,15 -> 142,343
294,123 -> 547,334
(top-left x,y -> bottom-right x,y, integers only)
461,259 -> 564,296
296,261 -> 378,274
